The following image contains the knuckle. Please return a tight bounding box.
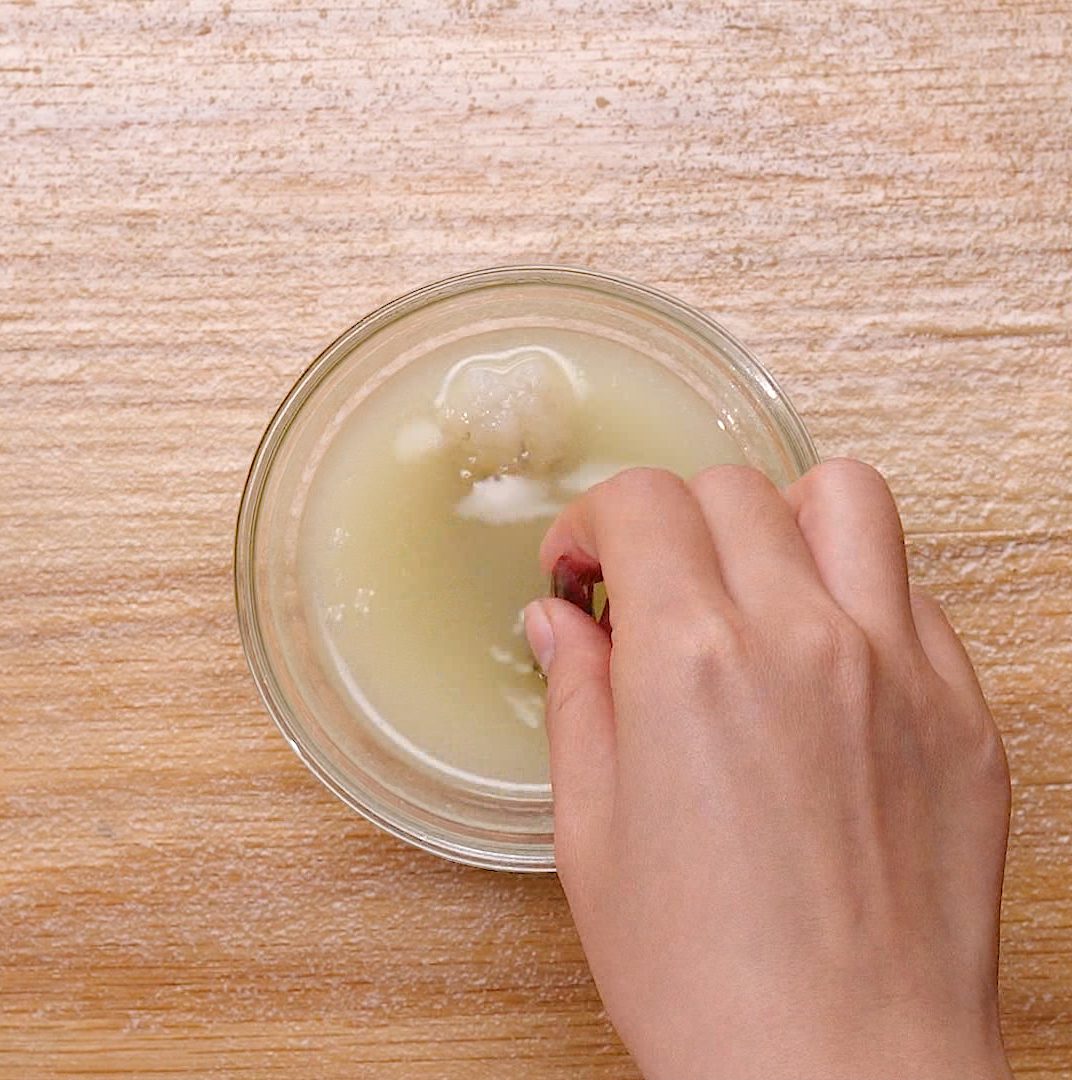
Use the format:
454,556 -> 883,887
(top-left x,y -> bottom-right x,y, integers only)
801,458 -> 904,540
600,465 -> 688,503
937,709 -> 1012,824
665,610 -> 747,687
797,610 -> 873,697
910,587 -> 954,636
814,456 -> 889,491
552,815 -> 589,883
909,584 -> 938,615
690,463 -> 772,500
807,458 -> 896,509
965,716 -> 1011,800
546,675 -> 589,723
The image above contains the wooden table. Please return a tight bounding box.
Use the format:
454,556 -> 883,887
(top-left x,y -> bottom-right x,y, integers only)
3,2 -> 1069,1076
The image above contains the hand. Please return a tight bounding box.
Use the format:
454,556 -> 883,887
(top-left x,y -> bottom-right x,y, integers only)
524,460 -> 1013,1080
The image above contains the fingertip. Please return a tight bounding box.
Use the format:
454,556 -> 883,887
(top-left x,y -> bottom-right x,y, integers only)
540,596 -> 611,662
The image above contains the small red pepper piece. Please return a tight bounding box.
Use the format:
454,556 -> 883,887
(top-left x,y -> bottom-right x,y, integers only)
551,554 -> 606,625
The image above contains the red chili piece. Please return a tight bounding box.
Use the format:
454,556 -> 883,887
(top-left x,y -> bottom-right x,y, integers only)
551,555 -> 603,620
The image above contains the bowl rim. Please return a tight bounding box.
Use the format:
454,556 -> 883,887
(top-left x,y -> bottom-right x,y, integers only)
234,264 -> 819,872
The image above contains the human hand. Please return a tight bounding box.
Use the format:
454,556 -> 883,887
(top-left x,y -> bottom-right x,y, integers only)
524,461 -> 1012,1080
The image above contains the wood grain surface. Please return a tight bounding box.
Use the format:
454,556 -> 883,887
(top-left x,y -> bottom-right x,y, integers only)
2,1 -> 1070,1076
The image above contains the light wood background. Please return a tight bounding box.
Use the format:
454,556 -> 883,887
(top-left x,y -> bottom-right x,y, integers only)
2,2 -> 1070,1077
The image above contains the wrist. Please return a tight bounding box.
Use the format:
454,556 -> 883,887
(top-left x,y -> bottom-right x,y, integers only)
638,1006 -> 1013,1080
661,1045 -> 1013,1080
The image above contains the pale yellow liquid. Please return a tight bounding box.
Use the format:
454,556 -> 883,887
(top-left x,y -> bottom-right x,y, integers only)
301,327 -> 744,789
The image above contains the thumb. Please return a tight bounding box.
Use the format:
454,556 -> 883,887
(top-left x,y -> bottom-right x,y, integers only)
524,599 -> 616,828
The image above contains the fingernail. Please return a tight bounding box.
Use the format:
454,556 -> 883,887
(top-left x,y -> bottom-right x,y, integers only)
524,600 -> 555,674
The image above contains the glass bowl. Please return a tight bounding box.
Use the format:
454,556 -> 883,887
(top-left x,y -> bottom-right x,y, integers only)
234,266 -> 818,872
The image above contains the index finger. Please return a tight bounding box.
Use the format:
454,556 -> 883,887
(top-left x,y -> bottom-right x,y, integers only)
538,468 -> 730,624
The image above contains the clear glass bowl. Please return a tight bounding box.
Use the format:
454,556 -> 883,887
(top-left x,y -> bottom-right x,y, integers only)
234,266 -> 818,872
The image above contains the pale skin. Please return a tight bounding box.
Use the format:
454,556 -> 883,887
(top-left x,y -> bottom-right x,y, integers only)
523,460 -> 1013,1080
